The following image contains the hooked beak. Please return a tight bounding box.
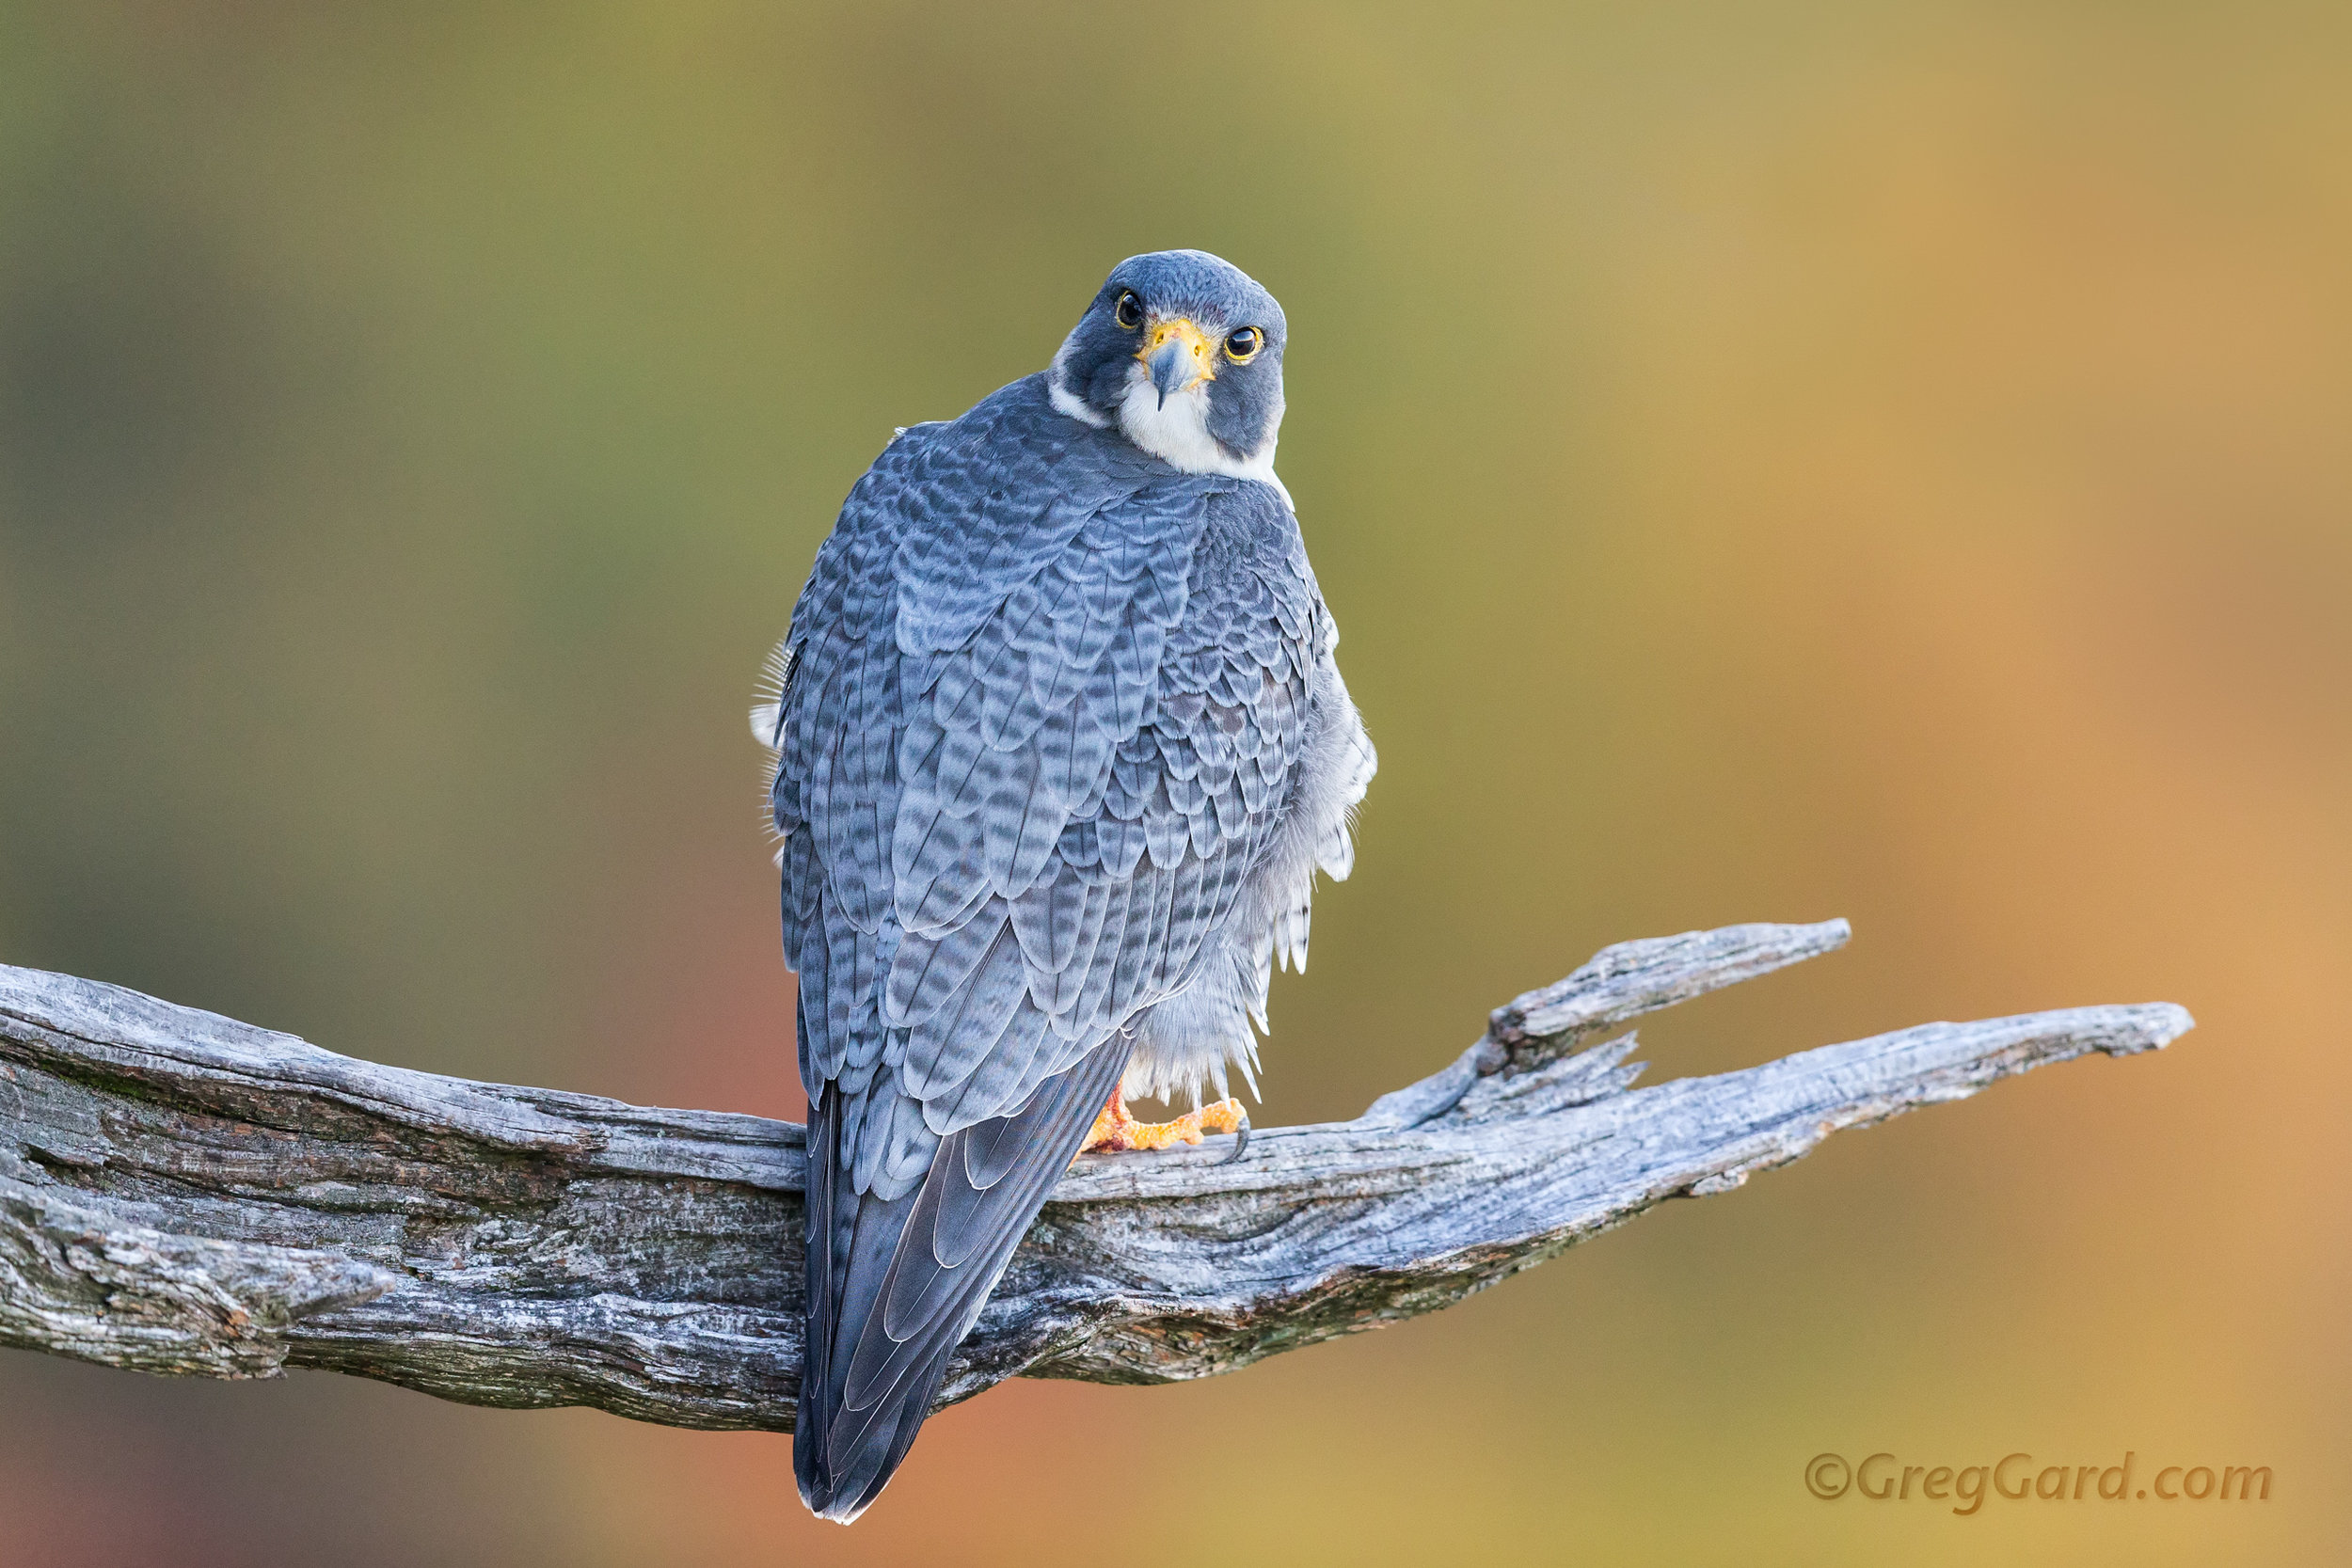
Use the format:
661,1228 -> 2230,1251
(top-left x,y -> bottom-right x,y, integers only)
1138,317 -> 1216,408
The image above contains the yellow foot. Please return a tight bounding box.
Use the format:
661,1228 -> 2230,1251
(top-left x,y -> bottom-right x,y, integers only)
1078,1087 -> 1250,1162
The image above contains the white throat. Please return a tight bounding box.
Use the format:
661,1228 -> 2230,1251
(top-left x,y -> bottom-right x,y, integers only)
1048,356 -> 1290,509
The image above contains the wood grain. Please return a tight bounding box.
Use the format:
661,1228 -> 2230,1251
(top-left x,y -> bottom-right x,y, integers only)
0,920 -> 2191,1429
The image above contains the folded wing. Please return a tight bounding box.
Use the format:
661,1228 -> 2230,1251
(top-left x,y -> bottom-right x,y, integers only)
769,380 -> 1326,1518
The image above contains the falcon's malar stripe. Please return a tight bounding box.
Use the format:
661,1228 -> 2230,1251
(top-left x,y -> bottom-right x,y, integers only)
1112,370 -> 1291,504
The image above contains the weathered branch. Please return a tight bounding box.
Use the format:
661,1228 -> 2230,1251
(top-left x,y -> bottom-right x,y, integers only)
0,920 -> 2191,1429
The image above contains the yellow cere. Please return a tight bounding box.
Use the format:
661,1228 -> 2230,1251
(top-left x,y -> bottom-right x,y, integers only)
1136,315 -> 1217,388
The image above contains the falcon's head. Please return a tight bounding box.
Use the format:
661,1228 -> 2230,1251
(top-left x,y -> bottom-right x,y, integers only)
1049,249 -> 1287,484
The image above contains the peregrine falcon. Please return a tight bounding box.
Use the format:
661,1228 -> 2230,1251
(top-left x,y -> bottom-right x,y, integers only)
753,249 -> 1375,1522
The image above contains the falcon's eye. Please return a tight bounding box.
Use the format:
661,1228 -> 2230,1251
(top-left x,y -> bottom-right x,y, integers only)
1113,291 -> 1144,329
1224,326 -> 1263,363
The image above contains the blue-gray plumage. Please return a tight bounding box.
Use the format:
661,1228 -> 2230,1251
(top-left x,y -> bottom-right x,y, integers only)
755,250 -> 1375,1522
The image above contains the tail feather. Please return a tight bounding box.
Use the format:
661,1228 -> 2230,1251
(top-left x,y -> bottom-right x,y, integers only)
796,1037 -> 1130,1522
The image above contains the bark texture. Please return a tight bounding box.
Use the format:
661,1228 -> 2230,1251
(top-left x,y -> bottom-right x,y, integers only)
0,920 -> 2192,1429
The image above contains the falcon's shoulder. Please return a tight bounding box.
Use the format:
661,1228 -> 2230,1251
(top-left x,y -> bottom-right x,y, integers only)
1110,479 -> 1324,875
765,384 -> 1186,1129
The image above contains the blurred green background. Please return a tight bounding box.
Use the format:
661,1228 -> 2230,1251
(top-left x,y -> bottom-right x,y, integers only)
2,3 -> 2345,1563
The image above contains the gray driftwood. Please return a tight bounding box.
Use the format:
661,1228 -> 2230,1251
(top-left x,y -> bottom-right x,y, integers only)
0,920 -> 2191,1429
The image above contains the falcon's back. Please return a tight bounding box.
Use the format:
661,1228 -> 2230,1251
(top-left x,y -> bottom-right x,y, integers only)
762,253 -> 1372,1522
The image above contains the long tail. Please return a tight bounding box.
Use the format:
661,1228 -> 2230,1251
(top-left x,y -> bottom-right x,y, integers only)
795,1037 -> 1131,1522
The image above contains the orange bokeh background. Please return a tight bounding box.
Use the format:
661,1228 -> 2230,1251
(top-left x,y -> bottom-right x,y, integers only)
2,5 -> 2345,1563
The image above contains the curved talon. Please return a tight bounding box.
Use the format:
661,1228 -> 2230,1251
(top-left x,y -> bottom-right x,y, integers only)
1217,1109 -> 1251,1165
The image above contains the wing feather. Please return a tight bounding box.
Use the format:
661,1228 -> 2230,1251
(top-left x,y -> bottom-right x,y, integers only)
773,376 -> 1333,1520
